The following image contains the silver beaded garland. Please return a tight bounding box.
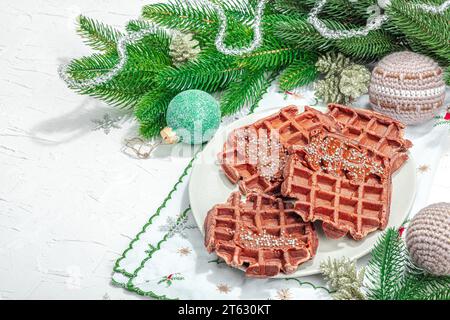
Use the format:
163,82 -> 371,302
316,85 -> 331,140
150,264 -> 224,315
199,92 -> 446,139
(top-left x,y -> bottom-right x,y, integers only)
59,0 -> 450,90
199,0 -> 267,56
59,24 -> 170,89
308,0 -> 450,40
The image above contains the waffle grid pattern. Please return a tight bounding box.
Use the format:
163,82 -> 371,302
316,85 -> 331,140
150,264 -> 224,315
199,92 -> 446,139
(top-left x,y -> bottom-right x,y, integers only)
204,192 -> 318,278
220,106 -> 340,194
282,155 -> 391,240
328,104 -> 412,172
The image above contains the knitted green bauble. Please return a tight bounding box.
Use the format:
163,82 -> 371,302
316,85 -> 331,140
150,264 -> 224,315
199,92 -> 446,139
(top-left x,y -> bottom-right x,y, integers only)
339,64 -> 371,100
169,33 -> 201,67
166,90 -> 221,145
406,202 -> 450,276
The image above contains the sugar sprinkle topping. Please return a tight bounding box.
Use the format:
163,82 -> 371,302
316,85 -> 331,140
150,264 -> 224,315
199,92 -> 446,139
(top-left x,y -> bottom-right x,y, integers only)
239,228 -> 299,249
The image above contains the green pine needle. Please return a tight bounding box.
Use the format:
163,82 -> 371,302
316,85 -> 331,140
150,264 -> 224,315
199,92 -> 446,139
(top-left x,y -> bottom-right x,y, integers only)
365,228 -> 406,300
335,31 -> 398,61
365,227 -> 450,300
278,54 -> 318,91
65,52 -> 161,109
156,51 -> 243,92
135,89 -> 177,138
387,0 -> 450,61
77,15 -> 122,52
142,1 -> 218,35
275,16 -> 333,51
220,69 -> 276,116
238,39 -> 304,71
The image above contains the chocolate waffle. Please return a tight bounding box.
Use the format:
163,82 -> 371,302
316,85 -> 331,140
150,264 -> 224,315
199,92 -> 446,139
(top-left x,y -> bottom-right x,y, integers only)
219,106 -> 340,194
204,191 -> 318,278
282,132 -> 392,240
327,104 -> 412,172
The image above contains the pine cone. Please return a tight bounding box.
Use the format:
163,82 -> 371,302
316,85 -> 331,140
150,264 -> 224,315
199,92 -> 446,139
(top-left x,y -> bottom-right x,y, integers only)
320,257 -> 366,300
169,33 -> 201,67
339,64 -> 371,100
316,52 -> 352,76
315,77 -> 347,104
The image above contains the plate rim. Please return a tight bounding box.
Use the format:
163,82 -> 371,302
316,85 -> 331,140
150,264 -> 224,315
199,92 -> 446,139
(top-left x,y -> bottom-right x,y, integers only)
189,105 -> 417,278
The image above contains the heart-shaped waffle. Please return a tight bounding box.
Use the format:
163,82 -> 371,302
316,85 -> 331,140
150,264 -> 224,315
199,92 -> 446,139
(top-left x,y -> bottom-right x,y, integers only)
204,192 -> 318,278
219,106 -> 340,194
282,132 -> 392,240
327,104 -> 412,172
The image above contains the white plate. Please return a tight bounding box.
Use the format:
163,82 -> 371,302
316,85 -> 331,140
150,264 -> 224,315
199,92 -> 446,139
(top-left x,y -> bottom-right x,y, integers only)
189,106 -> 416,278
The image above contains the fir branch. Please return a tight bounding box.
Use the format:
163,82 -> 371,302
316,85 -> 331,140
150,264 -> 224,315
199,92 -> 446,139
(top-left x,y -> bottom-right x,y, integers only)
66,52 -> 159,109
275,15 -> 399,61
278,54 -> 318,91
272,0 -> 375,21
135,89 -> 177,138
77,15 -> 122,52
142,0 -> 259,49
156,51 -> 243,92
275,16 -> 333,51
272,0 -> 310,15
220,69 -> 275,115
142,0 -> 218,35
387,0 -> 450,62
335,31 -> 398,61
365,228 -> 406,300
396,270 -> 450,300
238,37 -> 304,70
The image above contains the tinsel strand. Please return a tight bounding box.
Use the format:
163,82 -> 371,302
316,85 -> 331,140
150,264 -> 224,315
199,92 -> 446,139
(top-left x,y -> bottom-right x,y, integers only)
308,0 -> 450,40
59,0 -> 450,89
202,0 -> 267,56
58,24 -> 170,89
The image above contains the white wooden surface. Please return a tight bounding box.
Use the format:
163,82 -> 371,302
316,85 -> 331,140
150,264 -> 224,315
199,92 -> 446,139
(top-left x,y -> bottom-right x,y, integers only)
0,0 -> 449,299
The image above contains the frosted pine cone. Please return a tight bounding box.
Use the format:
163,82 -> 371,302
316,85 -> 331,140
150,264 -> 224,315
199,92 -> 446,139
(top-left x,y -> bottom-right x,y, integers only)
316,52 -> 352,76
315,77 -> 347,104
169,33 -> 201,67
339,64 -> 371,100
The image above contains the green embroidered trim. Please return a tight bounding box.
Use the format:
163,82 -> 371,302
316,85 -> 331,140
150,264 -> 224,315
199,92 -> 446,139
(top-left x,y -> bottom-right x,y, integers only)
125,206 -> 192,300
113,157 -> 196,277
112,107 -> 334,299
285,278 -> 333,294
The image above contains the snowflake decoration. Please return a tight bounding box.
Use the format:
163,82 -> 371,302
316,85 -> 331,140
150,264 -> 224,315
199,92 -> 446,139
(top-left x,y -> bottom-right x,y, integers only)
158,216 -> 197,239
216,283 -> 231,294
417,164 -> 430,173
92,114 -> 122,134
276,288 -> 293,300
177,247 -> 192,256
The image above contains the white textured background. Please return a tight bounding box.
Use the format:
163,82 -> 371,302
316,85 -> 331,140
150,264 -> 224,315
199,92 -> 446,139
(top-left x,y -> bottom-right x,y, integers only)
0,0 -> 449,299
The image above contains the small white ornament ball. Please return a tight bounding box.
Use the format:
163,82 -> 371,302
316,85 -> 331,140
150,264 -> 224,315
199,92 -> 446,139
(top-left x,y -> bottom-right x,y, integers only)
406,202 -> 450,276
369,51 -> 446,125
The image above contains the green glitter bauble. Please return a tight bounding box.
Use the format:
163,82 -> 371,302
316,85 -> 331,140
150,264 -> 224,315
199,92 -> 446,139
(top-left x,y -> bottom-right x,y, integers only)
166,90 -> 221,144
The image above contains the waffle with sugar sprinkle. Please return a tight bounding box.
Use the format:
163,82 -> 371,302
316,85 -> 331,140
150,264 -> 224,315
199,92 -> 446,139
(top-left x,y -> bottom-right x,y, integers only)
327,103 -> 412,172
282,131 -> 392,240
219,105 -> 340,194
204,192 -> 318,278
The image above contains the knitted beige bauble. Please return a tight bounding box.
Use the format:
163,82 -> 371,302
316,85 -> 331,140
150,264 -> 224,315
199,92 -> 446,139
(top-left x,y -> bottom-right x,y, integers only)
369,51 -> 446,125
405,202 -> 450,276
